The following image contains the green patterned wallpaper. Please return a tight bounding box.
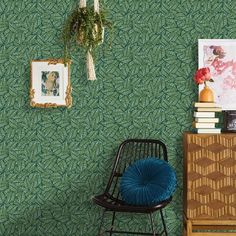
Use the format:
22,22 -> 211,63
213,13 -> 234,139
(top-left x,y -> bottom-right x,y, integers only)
1,0 -> 236,235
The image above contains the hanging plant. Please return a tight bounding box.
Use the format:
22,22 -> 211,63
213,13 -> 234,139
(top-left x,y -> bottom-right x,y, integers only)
63,0 -> 112,80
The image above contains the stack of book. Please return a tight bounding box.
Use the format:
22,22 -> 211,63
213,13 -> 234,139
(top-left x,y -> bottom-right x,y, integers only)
193,102 -> 222,134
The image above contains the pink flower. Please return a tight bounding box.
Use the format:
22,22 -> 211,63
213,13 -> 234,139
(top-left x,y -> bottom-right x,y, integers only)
194,67 -> 212,85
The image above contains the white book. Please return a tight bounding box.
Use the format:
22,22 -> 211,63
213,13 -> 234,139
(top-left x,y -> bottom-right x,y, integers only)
195,118 -> 219,123
197,107 -> 222,112
194,102 -> 219,108
194,111 -> 215,118
197,128 -> 221,134
193,122 -> 215,128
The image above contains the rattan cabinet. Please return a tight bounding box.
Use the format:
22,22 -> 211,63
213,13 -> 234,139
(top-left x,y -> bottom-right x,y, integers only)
183,132 -> 236,236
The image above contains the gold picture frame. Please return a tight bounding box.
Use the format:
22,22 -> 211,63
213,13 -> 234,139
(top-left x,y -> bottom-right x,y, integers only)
30,59 -> 72,108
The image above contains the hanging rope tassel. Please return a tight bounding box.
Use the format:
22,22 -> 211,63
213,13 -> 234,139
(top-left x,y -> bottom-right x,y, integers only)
86,50 -> 96,81
79,0 -> 100,81
85,0 -> 99,81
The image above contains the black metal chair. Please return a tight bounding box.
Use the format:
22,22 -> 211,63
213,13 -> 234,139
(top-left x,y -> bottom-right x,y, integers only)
93,139 -> 172,236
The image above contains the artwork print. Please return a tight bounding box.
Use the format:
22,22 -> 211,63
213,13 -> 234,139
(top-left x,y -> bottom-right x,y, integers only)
41,71 -> 60,96
30,59 -> 72,108
224,111 -> 236,131
199,39 -> 236,110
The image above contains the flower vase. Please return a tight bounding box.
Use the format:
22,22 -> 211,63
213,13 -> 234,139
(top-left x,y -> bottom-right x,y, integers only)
199,85 -> 214,103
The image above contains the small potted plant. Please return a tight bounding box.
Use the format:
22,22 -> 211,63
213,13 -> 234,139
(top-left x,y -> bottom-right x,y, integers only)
63,0 -> 112,80
194,67 -> 214,102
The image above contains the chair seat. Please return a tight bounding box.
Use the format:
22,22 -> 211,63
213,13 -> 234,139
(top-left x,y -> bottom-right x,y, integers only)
93,193 -> 172,213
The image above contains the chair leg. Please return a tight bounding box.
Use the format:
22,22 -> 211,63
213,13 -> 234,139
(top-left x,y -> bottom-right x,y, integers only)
160,209 -> 168,236
98,209 -> 106,236
149,213 -> 156,236
109,211 -> 116,236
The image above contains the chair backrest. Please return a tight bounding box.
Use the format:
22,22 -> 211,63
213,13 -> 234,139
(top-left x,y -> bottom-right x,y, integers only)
104,139 -> 168,200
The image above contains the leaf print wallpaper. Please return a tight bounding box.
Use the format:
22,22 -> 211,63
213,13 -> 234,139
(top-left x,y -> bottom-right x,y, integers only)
0,0 -> 236,235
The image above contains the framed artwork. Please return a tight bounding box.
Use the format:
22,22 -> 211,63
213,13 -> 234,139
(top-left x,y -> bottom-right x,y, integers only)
198,39 -> 236,110
30,59 -> 72,108
223,110 -> 236,132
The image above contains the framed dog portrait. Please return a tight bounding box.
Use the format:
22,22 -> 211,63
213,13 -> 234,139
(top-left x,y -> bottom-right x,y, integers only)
199,39 -> 236,110
30,59 -> 72,108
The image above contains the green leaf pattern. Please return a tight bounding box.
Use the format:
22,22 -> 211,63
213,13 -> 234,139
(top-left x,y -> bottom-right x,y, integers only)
1,0 -> 236,235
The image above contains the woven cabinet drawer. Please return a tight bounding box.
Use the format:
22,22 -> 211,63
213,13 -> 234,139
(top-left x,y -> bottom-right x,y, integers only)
184,133 -> 236,219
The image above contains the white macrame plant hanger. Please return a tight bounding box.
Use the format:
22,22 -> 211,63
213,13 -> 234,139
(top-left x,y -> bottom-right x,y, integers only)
79,0 -> 100,81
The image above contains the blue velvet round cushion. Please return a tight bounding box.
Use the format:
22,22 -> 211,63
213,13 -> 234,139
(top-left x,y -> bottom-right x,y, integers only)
120,158 -> 176,206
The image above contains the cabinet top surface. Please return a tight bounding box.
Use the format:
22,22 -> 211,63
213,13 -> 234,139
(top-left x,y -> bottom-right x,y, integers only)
184,131 -> 236,136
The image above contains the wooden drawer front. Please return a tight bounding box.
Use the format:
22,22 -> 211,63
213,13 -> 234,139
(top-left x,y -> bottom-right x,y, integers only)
186,134 -> 236,219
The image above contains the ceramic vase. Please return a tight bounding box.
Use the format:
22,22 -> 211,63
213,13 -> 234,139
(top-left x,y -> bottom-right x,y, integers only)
199,85 -> 214,102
